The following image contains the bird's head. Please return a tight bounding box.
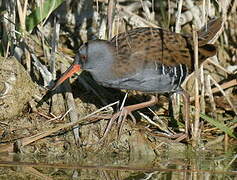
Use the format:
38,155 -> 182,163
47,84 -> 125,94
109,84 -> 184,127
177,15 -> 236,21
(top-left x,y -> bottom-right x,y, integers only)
50,40 -> 112,90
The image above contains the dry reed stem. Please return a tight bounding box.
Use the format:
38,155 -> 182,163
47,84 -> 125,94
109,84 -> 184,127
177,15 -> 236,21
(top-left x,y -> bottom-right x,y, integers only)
192,28 -> 200,146
116,5 -> 158,27
206,58 -> 232,74
207,75 -> 237,114
206,73 -> 217,118
2,1 -> 16,58
16,0 -> 27,32
200,0 -> 207,114
200,65 -> 205,114
201,0 -> 206,25
107,0 -> 115,39
211,79 -> 237,94
4,41 -> 10,60
50,19 -> 60,79
175,0 -> 183,33
61,63 -> 81,146
17,0 -> 31,72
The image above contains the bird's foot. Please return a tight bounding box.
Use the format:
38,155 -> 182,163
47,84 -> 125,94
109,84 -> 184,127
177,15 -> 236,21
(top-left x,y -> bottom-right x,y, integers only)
98,95 -> 158,143
99,105 -> 136,143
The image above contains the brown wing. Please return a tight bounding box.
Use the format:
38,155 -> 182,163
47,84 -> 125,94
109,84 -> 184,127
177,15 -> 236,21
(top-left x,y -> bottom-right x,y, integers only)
110,27 -> 193,77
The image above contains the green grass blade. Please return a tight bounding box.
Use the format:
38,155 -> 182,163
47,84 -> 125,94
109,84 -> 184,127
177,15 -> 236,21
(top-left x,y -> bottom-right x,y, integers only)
26,0 -> 64,32
200,113 -> 236,138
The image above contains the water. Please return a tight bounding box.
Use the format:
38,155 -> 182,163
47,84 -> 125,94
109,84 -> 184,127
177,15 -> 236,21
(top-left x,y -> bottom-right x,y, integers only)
0,146 -> 236,179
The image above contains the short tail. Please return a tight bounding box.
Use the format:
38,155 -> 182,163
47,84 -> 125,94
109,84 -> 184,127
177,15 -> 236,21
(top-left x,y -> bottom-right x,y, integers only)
197,17 -> 223,62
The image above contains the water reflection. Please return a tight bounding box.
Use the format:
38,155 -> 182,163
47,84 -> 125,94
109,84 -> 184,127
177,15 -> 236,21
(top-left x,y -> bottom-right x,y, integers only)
0,148 -> 236,179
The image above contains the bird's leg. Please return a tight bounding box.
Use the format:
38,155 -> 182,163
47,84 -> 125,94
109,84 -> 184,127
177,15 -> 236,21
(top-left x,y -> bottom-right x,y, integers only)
100,95 -> 158,142
117,105 -> 137,139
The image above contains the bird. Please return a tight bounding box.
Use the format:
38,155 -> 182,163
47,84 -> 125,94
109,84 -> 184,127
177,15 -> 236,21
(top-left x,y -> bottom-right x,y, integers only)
50,17 -> 222,141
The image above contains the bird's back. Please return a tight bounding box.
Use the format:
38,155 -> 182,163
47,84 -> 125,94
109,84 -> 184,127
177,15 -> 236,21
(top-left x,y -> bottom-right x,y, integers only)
92,18 -> 222,93
110,27 -> 194,77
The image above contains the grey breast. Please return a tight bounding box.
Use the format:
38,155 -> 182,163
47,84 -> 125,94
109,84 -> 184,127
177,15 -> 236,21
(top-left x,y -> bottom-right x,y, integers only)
97,63 -> 188,93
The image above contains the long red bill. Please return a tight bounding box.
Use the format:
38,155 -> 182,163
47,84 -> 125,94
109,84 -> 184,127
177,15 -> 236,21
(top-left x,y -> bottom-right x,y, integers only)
50,64 -> 81,91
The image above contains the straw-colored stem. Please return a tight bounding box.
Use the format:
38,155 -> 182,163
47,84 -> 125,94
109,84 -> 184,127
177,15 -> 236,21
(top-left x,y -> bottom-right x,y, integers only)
192,28 -> 200,147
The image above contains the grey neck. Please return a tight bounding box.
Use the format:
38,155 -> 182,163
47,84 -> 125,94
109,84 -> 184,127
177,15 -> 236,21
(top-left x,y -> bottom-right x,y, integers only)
83,40 -> 116,82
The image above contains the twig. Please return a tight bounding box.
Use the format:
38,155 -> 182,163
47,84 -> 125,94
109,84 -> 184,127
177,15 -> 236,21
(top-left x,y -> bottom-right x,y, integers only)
0,101 -> 119,153
211,79 -> 237,94
207,75 -> 237,115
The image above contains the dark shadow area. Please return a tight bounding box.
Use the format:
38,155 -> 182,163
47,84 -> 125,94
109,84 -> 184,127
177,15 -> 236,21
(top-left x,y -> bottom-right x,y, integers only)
43,71 -> 174,128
